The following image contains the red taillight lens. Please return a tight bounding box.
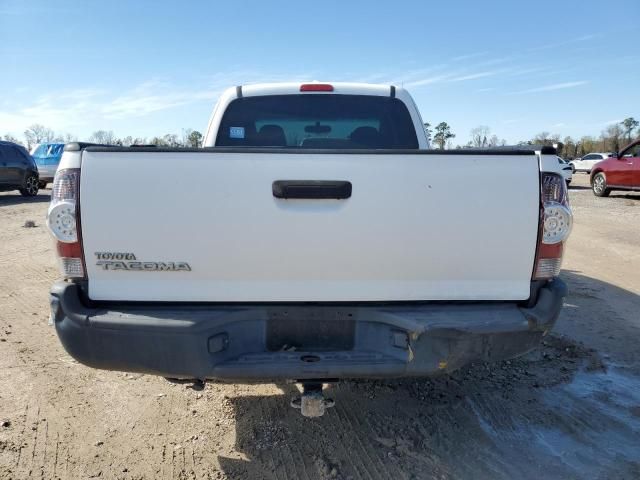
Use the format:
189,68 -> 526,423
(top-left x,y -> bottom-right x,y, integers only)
533,173 -> 572,279
534,243 -> 564,279
300,83 -> 334,92
47,168 -> 85,279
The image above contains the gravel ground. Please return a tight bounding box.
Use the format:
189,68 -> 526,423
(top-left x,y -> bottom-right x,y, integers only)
0,173 -> 639,480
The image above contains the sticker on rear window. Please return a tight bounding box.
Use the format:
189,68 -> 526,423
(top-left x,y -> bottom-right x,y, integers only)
229,126 -> 245,139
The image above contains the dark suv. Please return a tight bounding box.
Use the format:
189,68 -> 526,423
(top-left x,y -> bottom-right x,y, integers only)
0,141 -> 40,196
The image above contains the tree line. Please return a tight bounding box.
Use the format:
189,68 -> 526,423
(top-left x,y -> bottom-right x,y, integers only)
528,117 -> 639,158
2,125 -> 204,150
424,117 -> 639,157
3,117 -> 639,158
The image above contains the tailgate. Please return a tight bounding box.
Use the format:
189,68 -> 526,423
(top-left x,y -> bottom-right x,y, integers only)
80,150 -> 540,302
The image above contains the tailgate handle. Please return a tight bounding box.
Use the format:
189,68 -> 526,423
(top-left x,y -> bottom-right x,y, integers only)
272,180 -> 352,199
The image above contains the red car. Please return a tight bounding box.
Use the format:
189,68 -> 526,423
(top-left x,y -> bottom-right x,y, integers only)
591,140 -> 640,197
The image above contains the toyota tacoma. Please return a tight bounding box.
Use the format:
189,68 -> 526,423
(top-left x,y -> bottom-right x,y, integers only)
47,82 -> 571,416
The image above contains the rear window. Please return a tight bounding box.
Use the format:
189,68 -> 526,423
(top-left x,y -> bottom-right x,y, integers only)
215,94 -> 419,149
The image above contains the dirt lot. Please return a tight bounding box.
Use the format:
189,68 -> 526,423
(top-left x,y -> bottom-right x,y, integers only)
1,173 -> 639,480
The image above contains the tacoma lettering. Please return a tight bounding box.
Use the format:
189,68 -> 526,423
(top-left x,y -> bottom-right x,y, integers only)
96,261 -> 191,271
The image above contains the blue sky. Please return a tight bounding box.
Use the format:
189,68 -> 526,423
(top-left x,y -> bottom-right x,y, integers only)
1,0 -> 639,145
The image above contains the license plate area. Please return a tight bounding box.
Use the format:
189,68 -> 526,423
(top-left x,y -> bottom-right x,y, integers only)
266,308 -> 355,352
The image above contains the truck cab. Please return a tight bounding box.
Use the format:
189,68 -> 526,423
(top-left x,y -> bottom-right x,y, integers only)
203,83 -> 429,148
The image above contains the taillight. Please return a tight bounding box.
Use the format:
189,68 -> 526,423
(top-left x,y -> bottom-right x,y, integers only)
300,83 -> 334,92
533,173 -> 572,279
47,168 -> 85,278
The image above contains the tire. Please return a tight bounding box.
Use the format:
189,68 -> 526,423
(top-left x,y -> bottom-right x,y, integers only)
591,172 -> 611,197
19,174 -> 40,197
570,164 -> 576,174
38,180 -> 48,189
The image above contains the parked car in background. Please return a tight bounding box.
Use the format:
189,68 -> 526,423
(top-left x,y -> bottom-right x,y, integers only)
570,152 -> 614,173
590,140 -> 640,197
31,142 -> 65,188
538,153 -> 571,185
0,141 -> 39,196
557,156 -> 573,184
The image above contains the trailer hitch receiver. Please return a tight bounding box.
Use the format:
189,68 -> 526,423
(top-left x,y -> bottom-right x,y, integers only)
291,382 -> 335,417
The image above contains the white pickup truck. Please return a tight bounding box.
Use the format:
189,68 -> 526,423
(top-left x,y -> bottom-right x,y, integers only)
48,82 -> 571,416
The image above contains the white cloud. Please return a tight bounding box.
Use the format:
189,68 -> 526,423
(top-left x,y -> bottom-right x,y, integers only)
404,66 -> 511,87
403,74 -> 454,87
506,66 -> 549,77
477,57 -> 514,67
0,88 -> 105,133
100,81 -> 219,119
528,34 -> 600,52
508,81 -> 588,95
0,71 -> 313,137
451,52 -> 489,62
449,71 -> 500,82
389,65 -> 451,86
